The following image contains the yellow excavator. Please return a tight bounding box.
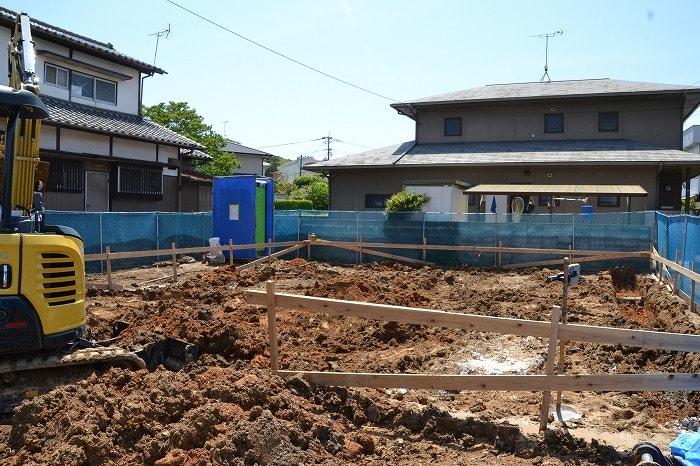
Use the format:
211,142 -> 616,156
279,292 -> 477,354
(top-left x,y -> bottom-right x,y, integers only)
0,13 -> 195,413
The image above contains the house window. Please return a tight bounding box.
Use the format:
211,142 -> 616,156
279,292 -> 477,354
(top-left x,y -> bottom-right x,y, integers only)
116,163 -> 162,197
45,64 -> 68,88
597,196 -> 620,207
598,112 -> 619,132
544,114 -> 564,133
46,158 -> 84,192
444,117 -> 462,136
365,194 -> 391,208
71,71 -> 117,105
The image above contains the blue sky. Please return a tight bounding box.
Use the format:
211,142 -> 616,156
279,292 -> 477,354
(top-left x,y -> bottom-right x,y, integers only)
5,0 -> 700,161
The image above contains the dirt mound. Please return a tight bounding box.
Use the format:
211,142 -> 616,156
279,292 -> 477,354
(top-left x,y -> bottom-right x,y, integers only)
1,260 -> 697,464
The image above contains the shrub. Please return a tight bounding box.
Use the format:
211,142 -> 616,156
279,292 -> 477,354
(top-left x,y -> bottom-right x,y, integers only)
274,199 -> 314,210
385,189 -> 429,213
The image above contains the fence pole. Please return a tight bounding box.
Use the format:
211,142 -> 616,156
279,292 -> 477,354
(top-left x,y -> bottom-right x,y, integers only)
673,251 -> 681,296
171,242 -> 177,282
266,280 -> 279,372
105,245 -> 113,292
540,305 -> 562,431
423,237 -> 427,263
359,236 -> 363,264
229,239 -> 235,266
556,257 -> 570,409
693,262 -> 697,315
498,241 -> 502,269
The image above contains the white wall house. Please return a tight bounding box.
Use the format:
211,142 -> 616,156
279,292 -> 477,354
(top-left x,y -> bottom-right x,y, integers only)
0,7 -> 209,212
276,156 -> 318,183
226,142 -> 271,177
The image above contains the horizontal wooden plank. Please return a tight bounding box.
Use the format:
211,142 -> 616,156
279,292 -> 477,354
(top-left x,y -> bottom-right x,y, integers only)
247,290 -> 700,353
277,371 -> 700,392
84,241 -> 301,262
236,244 -> 307,271
651,253 -> 700,284
329,242 -> 430,266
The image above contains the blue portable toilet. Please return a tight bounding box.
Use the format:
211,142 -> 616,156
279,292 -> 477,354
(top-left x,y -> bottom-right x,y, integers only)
212,175 -> 274,259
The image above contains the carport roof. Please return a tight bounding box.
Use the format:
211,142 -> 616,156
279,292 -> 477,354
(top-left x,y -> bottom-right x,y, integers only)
463,184 -> 648,197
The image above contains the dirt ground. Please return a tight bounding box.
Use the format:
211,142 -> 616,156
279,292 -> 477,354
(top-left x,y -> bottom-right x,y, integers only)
1,256 -> 699,465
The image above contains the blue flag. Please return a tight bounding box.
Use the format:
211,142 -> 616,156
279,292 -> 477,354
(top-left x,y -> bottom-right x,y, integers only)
490,196 -> 497,213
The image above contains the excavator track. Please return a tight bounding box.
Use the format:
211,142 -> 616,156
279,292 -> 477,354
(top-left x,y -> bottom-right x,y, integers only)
0,346 -> 146,414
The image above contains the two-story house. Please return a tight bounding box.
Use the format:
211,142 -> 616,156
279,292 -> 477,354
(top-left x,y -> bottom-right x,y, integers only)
0,8 -> 210,212
226,142 -> 271,176
309,79 -> 700,213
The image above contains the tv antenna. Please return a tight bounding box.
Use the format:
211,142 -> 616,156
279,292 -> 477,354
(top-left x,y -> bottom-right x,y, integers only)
532,29 -> 562,82
149,24 -> 171,66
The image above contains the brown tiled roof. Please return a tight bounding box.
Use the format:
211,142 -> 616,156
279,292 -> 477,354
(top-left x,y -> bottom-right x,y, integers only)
41,95 -> 203,149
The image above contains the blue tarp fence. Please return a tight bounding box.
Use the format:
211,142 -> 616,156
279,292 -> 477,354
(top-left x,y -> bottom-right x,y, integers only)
47,211 -> 212,272
44,209 -> 668,272
657,212 -> 700,305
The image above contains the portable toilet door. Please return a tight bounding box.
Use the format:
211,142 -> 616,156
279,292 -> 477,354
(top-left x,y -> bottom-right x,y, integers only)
213,176 -> 256,259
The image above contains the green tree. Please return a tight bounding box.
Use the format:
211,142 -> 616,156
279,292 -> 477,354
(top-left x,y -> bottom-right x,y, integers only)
143,101 -> 239,176
287,175 -> 329,210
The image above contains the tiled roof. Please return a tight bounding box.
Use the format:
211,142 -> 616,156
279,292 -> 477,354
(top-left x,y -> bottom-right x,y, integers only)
223,142 -> 270,157
0,7 -> 164,74
42,95 -> 204,149
392,79 -> 700,120
307,139 -> 700,170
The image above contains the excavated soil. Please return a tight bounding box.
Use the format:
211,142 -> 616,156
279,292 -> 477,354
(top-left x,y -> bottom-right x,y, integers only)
1,258 -> 700,465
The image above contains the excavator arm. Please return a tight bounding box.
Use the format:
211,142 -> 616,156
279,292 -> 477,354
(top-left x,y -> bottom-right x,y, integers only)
3,12 -> 44,219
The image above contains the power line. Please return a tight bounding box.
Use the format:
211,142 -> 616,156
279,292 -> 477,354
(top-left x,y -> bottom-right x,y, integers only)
165,0 -> 400,102
258,137 -> 324,149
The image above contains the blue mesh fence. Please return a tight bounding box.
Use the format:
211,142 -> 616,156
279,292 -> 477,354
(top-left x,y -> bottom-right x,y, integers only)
47,211 -> 212,272
657,213 -> 700,305
45,210 -> 656,272
274,210 -> 655,268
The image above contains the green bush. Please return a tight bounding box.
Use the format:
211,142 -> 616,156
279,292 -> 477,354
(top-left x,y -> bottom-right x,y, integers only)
274,199 -> 314,210
385,189 -> 429,213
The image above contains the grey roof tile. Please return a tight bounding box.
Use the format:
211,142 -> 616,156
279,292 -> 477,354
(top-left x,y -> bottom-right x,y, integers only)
0,7 -> 164,74
222,142 -> 270,157
307,139 -> 700,170
42,95 -> 204,149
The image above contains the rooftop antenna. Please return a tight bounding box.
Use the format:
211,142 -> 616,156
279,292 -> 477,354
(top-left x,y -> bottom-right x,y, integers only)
532,29 -> 563,83
149,24 -> 171,66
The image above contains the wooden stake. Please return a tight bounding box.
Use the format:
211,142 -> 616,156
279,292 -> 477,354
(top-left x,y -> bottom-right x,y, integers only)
229,238 -> 235,266
105,245 -> 113,292
540,305 -> 562,431
266,280 -> 279,373
693,262 -> 697,315
556,257 -> 570,409
498,241 -> 502,269
673,250 -> 681,295
423,237 -> 427,263
171,242 -> 178,282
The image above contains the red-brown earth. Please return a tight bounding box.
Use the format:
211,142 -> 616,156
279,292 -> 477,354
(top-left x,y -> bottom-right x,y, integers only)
1,258 -> 699,465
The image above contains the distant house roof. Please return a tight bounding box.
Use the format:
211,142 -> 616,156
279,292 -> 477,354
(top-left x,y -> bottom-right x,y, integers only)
0,7 -> 164,75
391,78 -> 700,121
222,142 -> 270,157
307,139 -> 700,170
42,95 -> 204,149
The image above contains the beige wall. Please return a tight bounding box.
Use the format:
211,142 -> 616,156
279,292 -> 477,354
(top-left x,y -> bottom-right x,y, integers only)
416,97 -> 684,149
329,165 -> 662,213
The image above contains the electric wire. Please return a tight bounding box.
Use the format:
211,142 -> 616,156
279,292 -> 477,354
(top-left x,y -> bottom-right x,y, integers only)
165,0 -> 400,103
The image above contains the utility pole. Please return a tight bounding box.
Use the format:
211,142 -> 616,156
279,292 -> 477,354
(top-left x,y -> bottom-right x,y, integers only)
532,30 -> 563,83
322,133 -> 332,160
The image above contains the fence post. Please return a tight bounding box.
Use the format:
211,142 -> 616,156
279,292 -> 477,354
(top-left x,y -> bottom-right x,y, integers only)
498,241 -> 502,269
693,262 -> 697,315
229,239 -> 235,266
673,251 -> 681,296
540,305 -> 562,431
105,245 -> 113,292
266,280 -> 279,373
556,257 -> 570,409
171,242 -> 177,282
359,236 -> 363,264
423,237 -> 427,263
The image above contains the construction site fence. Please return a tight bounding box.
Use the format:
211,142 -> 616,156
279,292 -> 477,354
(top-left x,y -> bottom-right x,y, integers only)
657,212 -> 700,306
45,209 -> 658,272
274,210 -> 656,269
